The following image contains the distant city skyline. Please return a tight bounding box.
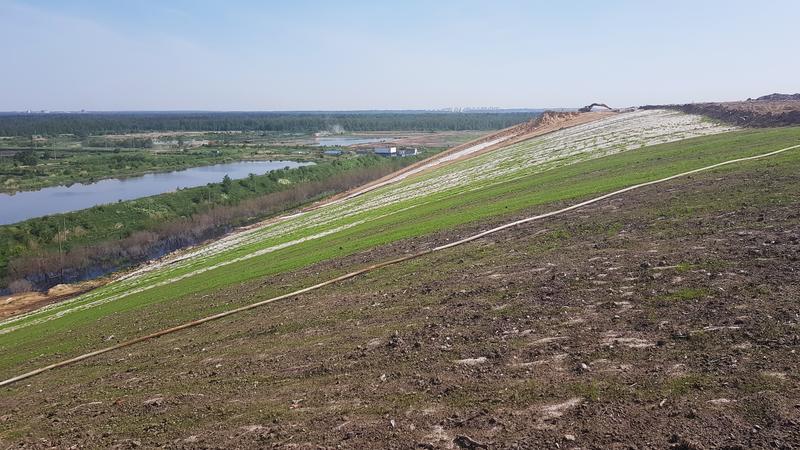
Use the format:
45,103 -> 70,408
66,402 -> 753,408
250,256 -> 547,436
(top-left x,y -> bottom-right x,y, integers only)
1,0 -> 798,111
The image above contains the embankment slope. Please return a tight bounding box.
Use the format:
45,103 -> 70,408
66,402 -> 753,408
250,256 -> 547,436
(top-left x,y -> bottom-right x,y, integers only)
1,124 -> 800,447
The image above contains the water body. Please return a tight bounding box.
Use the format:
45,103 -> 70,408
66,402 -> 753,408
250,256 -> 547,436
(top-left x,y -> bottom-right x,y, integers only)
314,136 -> 391,147
0,160 -> 313,225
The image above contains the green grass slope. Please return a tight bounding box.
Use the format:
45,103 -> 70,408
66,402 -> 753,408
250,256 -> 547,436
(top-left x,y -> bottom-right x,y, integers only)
1,123 -> 799,378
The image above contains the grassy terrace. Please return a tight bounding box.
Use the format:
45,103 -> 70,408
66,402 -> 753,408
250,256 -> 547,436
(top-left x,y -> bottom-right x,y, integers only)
1,121 -> 799,379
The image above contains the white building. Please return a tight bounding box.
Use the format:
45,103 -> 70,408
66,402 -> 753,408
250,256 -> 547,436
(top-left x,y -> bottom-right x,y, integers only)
397,147 -> 418,157
373,146 -> 397,156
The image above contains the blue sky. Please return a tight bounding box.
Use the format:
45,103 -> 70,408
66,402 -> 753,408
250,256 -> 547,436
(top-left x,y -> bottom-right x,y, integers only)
1,0 -> 798,111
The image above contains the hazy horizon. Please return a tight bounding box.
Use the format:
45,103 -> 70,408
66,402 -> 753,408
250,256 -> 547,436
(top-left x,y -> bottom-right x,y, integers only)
2,0 -> 798,111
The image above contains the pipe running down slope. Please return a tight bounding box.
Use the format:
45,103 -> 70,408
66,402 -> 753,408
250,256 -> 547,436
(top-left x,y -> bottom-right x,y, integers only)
2,143 -> 798,387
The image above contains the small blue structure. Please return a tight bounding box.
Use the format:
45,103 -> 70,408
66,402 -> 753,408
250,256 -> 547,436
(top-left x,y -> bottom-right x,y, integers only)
373,146 -> 397,156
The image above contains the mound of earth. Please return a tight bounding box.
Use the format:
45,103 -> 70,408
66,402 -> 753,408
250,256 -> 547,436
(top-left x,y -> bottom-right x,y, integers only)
753,93 -> 800,101
0,279 -> 105,319
644,100 -> 800,127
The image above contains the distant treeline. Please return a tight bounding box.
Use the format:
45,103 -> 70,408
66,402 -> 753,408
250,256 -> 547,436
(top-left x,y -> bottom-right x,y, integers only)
0,111 -> 543,136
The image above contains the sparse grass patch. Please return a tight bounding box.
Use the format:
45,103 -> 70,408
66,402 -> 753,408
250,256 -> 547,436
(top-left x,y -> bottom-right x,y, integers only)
663,373 -> 715,397
669,288 -> 710,301
569,381 -> 602,402
506,378 -> 547,405
651,288 -> 711,307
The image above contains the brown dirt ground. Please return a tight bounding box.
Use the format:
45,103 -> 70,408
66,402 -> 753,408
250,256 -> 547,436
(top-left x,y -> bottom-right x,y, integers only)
0,280 -> 106,320
1,152 -> 799,449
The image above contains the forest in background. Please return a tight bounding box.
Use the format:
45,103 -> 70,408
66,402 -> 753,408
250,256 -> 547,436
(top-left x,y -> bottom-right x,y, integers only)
0,111 -> 545,136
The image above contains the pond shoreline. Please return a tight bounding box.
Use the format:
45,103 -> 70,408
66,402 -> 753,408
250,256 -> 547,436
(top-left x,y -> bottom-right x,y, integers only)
0,159 -> 315,225
0,155 -> 318,195
0,154 -> 427,293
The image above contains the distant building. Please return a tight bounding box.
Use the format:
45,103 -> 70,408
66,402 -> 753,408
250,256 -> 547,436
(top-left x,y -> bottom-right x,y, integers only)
397,147 -> 418,157
372,146 -> 419,157
373,146 -> 397,156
